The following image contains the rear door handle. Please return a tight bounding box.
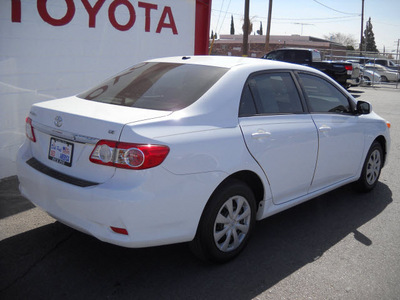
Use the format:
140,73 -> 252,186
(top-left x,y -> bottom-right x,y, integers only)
251,131 -> 271,139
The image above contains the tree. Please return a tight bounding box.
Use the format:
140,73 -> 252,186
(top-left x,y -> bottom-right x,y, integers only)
210,30 -> 214,40
230,15 -> 235,35
257,21 -> 263,35
242,18 -> 253,35
363,17 -> 378,52
324,32 -> 357,49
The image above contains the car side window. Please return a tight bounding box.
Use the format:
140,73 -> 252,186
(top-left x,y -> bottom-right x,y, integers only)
298,73 -> 352,114
239,72 -> 303,116
239,84 -> 257,116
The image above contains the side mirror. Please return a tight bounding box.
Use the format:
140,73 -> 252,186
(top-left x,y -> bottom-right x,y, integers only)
356,101 -> 372,115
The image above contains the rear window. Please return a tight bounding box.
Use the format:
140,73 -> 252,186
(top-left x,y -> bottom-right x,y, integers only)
78,62 -> 228,111
266,50 -> 311,64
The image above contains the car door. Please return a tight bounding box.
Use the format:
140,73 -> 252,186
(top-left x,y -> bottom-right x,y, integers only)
239,71 -> 318,205
297,73 -> 365,193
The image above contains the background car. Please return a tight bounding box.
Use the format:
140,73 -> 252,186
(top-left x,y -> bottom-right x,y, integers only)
17,56 -> 391,262
364,64 -> 399,82
360,65 -> 382,85
366,58 -> 399,71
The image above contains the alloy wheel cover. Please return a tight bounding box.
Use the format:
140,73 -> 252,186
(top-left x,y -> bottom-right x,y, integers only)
366,149 -> 381,185
213,195 -> 251,252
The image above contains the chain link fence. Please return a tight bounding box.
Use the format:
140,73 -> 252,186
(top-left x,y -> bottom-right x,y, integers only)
319,49 -> 400,89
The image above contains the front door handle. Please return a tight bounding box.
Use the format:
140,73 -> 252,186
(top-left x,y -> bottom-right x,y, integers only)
318,125 -> 331,132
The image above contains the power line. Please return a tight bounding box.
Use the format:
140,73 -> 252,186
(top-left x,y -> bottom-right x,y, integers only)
211,9 -> 359,22
312,0 -> 359,16
214,0 -> 225,34
218,0 -> 232,34
273,16 -> 359,21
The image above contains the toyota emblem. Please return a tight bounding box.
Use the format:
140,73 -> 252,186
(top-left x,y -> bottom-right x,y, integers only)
54,116 -> 63,127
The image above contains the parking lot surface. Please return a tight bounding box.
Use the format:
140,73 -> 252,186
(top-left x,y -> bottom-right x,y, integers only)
1,85 -> 399,299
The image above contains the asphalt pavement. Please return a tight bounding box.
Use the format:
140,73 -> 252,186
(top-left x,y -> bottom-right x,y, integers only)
1,85 -> 399,300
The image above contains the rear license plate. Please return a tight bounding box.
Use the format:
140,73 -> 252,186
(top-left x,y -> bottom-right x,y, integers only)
48,137 -> 74,167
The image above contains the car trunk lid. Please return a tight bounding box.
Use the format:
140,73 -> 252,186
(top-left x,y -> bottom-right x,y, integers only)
27,96 -> 171,183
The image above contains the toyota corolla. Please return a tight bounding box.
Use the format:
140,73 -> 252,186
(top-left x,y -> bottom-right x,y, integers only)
17,56 -> 391,262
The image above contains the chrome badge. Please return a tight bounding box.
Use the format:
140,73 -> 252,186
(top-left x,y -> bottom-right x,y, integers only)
54,116 -> 63,127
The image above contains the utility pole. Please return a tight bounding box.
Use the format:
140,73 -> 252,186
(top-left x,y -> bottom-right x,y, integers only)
265,0 -> 273,53
396,39 -> 399,89
243,0 -> 250,56
359,0 -> 364,56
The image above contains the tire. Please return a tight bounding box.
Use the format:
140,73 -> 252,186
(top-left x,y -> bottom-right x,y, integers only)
381,76 -> 388,82
355,141 -> 383,192
363,76 -> 371,85
190,179 -> 256,263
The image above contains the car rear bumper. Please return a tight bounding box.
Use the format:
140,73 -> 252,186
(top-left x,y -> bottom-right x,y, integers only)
17,141 -> 220,248
348,77 -> 361,86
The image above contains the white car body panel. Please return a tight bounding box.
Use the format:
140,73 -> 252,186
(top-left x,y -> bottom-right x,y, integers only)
17,56 -> 391,249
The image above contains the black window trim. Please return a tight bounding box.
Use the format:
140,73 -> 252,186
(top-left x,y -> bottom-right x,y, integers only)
239,69 -> 308,118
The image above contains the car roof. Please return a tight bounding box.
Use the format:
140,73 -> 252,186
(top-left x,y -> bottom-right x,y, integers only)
146,55 -> 313,72
365,63 -> 384,68
271,48 -> 316,52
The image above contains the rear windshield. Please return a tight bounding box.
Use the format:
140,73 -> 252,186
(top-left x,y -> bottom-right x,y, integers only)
78,62 -> 228,111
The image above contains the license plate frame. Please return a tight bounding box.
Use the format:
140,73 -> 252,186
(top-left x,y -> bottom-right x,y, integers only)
48,137 -> 74,167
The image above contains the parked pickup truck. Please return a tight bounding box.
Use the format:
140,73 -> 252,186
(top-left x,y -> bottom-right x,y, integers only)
262,48 -> 358,88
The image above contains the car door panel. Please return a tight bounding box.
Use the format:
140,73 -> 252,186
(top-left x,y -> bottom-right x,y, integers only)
297,72 -> 365,193
240,115 -> 318,204
239,71 -> 318,205
310,114 -> 364,192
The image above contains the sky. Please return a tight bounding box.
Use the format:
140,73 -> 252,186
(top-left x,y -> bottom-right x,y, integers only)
210,0 -> 400,53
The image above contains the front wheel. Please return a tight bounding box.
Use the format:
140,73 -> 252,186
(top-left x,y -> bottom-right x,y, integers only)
355,141 -> 383,192
363,76 -> 371,85
190,179 -> 256,263
381,76 -> 388,82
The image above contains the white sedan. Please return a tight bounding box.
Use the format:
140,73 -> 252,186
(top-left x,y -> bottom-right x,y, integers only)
17,56 -> 391,262
364,64 -> 399,82
360,65 -> 381,85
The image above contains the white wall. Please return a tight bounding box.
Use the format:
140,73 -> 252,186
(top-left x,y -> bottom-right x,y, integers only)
0,0 -> 197,178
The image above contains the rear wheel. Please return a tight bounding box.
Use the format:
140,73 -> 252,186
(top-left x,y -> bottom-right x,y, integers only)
355,141 -> 383,192
381,75 -> 388,82
190,179 -> 256,263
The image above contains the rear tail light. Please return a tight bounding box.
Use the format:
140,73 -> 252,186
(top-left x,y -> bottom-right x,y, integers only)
345,65 -> 353,71
90,140 -> 169,170
25,117 -> 36,142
